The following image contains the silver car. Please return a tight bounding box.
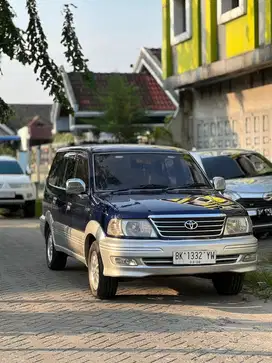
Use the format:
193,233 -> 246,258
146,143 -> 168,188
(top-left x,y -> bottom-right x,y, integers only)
191,149 -> 272,237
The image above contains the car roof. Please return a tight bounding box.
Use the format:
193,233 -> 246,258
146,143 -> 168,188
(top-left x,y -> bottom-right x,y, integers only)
191,148 -> 256,158
58,144 -> 188,154
0,155 -> 18,161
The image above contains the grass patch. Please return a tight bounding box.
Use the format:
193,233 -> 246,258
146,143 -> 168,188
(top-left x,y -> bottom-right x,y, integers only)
245,264 -> 272,300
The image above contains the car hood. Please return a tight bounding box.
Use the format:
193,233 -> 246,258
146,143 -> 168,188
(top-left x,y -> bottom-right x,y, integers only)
100,191 -> 246,218
0,174 -> 31,184
226,175 -> 272,194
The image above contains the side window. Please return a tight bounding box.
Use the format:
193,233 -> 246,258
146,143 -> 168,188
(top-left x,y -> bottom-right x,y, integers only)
75,154 -> 89,188
48,152 -> 65,187
60,154 -> 77,188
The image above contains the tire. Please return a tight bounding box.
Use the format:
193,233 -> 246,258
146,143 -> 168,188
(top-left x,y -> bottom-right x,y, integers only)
88,241 -> 118,299
23,201 -> 36,218
212,272 -> 245,296
9,206 -> 20,214
46,230 -> 67,270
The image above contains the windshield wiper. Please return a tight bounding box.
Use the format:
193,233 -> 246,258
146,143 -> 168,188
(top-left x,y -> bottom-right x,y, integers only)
101,185 -> 168,195
137,184 -> 169,189
98,183 -> 210,195
258,171 -> 272,177
166,183 -> 210,190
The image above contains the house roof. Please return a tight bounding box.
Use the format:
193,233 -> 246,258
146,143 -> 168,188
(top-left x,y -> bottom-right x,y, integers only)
147,48 -> 161,63
68,72 -> 176,112
7,104 -> 52,131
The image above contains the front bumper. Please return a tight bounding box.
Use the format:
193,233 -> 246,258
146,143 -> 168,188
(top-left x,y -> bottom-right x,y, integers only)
0,187 -> 36,207
99,235 -> 258,278
247,209 -> 272,232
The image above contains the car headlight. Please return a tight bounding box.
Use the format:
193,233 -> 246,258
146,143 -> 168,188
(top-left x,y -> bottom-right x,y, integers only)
224,217 -> 252,236
107,218 -> 157,238
223,190 -> 240,201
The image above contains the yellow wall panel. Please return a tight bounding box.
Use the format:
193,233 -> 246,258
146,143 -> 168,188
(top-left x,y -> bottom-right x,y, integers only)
265,0 -> 272,44
225,0 -> 258,58
162,0 -> 172,79
175,0 -> 201,74
205,0 -> 218,64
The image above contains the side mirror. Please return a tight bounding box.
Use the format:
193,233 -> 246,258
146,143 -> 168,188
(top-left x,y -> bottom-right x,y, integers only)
26,165 -> 31,175
66,178 -> 86,195
213,176 -> 226,192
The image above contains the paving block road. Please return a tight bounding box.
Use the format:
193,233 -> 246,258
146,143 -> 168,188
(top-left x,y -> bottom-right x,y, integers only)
0,218 -> 272,363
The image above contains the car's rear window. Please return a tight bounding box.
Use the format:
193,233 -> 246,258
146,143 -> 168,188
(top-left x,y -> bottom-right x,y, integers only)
0,161 -> 23,175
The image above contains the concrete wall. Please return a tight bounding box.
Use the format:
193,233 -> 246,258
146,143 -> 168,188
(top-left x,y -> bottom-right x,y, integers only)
193,68 -> 272,159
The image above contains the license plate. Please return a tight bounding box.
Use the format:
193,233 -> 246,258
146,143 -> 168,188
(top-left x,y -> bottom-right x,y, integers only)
173,251 -> 216,265
257,208 -> 272,216
0,191 -> 15,199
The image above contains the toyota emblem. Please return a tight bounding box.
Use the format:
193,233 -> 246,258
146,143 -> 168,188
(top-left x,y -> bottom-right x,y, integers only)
184,220 -> 198,230
263,193 -> 272,201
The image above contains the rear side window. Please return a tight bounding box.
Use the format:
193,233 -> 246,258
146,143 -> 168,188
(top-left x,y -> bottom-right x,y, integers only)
60,153 -> 77,188
48,152 -> 66,186
75,154 -> 89,188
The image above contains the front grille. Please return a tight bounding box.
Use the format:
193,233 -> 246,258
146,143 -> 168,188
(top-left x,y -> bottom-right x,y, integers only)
251,215 -> 272,226
142,255 -> 239,266
150,215 -> 226,239
238,198 -> 272,209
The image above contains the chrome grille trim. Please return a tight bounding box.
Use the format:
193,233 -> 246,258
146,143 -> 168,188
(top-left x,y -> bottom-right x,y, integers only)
149,214 -> 226,239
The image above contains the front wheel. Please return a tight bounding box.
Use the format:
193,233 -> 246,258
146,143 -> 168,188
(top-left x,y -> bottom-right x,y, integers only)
212,272 -> 245,295
46,231 -> 67,270
88,241 -> 118,299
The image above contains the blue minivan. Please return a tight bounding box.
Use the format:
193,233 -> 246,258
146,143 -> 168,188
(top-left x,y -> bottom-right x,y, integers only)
40,145 -> 257,299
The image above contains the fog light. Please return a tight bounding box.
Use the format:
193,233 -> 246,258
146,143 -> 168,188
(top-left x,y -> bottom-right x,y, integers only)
243,253 -> 257,262
112,257 -> 138,266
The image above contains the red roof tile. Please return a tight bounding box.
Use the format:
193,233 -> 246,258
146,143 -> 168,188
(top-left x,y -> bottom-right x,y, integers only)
68,72 -> 175,112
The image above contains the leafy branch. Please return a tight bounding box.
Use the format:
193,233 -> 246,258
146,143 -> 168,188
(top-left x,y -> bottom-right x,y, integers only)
0,1 -> 93,123
25,0 -> 71,111
61,3 -> 94,87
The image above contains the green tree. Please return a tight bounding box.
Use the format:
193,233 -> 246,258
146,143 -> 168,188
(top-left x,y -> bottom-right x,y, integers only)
0,1 -> 92,122
92,75 -> 146,143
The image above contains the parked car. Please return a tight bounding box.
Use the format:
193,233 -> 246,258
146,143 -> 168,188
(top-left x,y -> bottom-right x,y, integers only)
0,155 -> 36,217
191,149 -> 272,237
40,145 -> 257,299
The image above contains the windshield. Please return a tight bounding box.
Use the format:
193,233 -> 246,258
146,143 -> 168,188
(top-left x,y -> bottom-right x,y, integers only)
93,152 -> 211,191
201,153 -> 272,180
0,160 -> 24,175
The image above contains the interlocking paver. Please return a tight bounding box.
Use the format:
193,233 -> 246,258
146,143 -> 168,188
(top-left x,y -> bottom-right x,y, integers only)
0,218 -> 272,363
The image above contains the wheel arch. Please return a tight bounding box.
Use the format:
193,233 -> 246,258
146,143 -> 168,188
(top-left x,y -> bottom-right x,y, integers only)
84,220 -> 105,265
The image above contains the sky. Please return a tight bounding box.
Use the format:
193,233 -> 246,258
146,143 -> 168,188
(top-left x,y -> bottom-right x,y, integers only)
0,0 -> 162,104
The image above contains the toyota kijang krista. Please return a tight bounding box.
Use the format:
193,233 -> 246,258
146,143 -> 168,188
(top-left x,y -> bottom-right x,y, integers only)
40,145 -> 258,299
